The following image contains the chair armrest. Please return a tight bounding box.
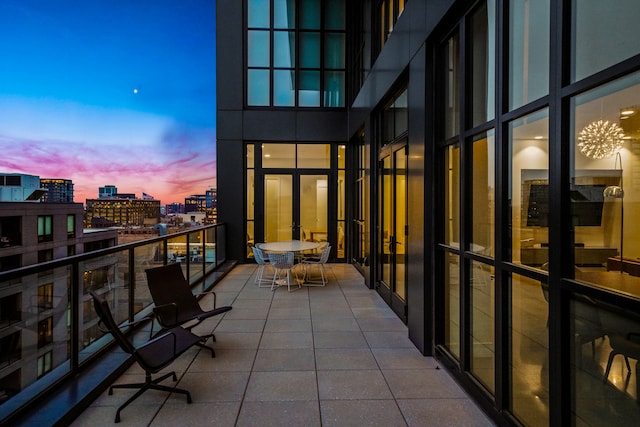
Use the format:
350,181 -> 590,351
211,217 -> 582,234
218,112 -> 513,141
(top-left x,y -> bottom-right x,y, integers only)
153,302 -> 179,325
143,328 -> 179,355
194,290 -> 217,309
97,316 -> 150,334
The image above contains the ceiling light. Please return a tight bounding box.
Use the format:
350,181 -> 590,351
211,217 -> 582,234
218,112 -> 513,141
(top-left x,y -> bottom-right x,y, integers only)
577,120 -> 625,160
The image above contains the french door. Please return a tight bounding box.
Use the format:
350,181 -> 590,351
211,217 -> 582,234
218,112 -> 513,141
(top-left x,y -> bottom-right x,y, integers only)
378,143 -> 407,320
263,172 -> 329,243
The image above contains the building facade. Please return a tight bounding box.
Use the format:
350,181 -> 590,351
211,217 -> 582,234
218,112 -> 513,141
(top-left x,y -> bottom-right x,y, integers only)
84,197 -> 161,228
217,0 -> 640,425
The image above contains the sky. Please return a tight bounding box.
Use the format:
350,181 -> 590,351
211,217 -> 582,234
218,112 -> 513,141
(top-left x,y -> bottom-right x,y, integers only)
0,0 -> 217,205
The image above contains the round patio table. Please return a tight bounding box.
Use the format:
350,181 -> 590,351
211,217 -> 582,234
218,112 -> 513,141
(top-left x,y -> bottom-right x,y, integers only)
257,240 -> 320,253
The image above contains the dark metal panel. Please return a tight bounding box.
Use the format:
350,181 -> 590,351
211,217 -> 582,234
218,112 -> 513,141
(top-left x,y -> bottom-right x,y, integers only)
216,0 -> 244,111
217,110 -> 243,140
406,43 -> 428,355
296,111 -> 349,141
243,110 -> 298,140
217,138 -> 246,261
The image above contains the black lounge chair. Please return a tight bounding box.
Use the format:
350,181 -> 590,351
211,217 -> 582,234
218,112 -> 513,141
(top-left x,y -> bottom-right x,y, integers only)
145,263 -> 232,357
90,290 -> 202,423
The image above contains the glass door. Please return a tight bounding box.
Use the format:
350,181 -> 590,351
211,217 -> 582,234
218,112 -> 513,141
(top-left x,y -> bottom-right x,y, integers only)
264,173 -> 328,243
378,145 -> 407,320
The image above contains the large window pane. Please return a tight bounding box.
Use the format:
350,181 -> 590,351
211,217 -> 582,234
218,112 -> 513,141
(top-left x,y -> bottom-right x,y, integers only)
572,0 -> 640,82
509,0 -> 550,109
274,70 -> 295,106
262,143 -> 296,168
299,32 -> 320,68
470,1 -> 495,127
472,130 -> 495,257
247,69 -> 270,106
571,71 -> 640,291
509,273 -> 549,427
274,31 -> 295,68
248,0 -> 270,28
571,295 -> 640,424
274,0 -> 295,29
510,109 -> 549,269
324,71 -> 344,107
470,261 -> 495,393
248,30 -> 270,67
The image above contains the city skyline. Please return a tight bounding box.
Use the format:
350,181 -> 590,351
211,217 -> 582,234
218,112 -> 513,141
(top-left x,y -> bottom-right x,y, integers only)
0,1 -> 217,205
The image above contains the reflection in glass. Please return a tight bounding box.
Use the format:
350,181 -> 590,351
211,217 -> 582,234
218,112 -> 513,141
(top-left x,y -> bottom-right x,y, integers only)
300,33 -> 321,68
324,33 -> 345,68
248,0 -> 270,28
274,70 -> 295,106
444,32 -> 460,139
324,71 -> 345,107
325,0 -> 345,30
571,294 -> 640,424
274,31 -> 295,67
274,0 -> 295,29
248,30 -> 270,67
470,260 -> 495,393
509,109 -> 549,269
299,71 -> 320,106
444,252 -> 460,358
470,1 -> 495,126
265,174 -> 293,242
300,0 -> 320,29
509,273 -> 549,426
509,0 -> 549,109
572,0 -> 640,82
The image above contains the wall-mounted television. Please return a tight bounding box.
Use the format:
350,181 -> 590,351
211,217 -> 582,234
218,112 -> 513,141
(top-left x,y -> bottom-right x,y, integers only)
526,184 -> 606,227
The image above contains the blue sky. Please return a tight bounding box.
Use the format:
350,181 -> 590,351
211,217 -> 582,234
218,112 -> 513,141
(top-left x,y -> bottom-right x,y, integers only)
0,0 -> 217,204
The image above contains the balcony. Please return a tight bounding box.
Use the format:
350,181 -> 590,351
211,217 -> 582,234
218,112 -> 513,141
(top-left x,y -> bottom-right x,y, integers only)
1,224 -> 493,426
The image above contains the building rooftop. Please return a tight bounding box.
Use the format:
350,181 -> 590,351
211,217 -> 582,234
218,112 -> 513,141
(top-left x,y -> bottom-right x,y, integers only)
70,263 -> 494,426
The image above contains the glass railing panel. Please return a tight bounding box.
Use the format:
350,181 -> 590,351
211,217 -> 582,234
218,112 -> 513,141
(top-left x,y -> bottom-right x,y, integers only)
0,266 -> 72,409
204,226 -> 217,274
188,230 -> 204,283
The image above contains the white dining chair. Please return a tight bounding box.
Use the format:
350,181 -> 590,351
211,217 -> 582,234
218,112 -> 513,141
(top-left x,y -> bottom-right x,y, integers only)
268,252 -> 299,292
301,244 -> 331,286
251,246 -> 272,287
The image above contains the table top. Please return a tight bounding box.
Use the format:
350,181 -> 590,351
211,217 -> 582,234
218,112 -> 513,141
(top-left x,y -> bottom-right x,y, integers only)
257,240 -> 321,252
576,270 -> 640,299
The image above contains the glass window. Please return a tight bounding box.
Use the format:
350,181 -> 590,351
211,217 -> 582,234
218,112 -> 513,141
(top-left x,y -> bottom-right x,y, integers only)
324,71 -> 344,107
509,273 -> 549,426
508,0 -> 549,109
37,351 -> 52,379
67,215 -> 75,238
572,0 -> 640,82
444,144 -> 460,246
248,0 -> 270,28
274,31 -> 295,67
248,30 -> 270,67
571,71 -> 639,292
509,109 -> 549,269
571,294 -> 640,424
274,70 -> 296,106
444,31 -> 460,139
325,0 -> 345,30
38,283 -> 53,312
470,1 -> 495,127
470,261 -> 495,393
297,144 -> 331,168
299,32 -> 321,68
262,143 -> 296,168
300,0 -> 320,29
444,252 -> 460,359
471,130 -> 495,257
274,0 -> 295,29
38,317 -> 53,348
298,70 -> 320,106
37,216 -> 53,243
248,69 -> 270,106
324,33 -> 345,68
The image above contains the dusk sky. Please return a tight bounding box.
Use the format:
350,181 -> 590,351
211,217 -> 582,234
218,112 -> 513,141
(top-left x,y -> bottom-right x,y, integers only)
0,0 -> 217,205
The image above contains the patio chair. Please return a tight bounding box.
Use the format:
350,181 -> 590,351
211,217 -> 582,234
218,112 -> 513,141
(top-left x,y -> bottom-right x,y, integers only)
145,263 -> 232,357
90,290 -> 201,423
269,251 -> 299,292
251,245 -> 273,287
301,244 -> 331,286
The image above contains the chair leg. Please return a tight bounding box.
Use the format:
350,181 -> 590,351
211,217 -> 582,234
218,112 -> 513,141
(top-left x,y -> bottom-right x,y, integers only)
112,371 -> 191,423
604,351 -> 619,383
196,341 -> 216,357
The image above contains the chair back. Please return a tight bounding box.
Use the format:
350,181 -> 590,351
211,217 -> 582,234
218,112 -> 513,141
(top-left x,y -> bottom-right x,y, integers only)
252,246 -> 269,265
269,252 -> 294,269
318,245 -> 332,263
90,291 -> 135,354
146,263 -> 202,325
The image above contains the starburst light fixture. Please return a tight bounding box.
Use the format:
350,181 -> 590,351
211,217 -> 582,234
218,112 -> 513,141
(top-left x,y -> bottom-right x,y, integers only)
577,120 -> 625,159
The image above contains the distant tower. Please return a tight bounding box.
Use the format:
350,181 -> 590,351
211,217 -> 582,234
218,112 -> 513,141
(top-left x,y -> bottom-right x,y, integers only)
40,178 -> 74,203
99,185 -> 117,198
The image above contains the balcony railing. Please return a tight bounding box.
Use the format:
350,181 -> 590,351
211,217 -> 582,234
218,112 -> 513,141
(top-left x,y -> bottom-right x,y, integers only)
0,223 -> 227,423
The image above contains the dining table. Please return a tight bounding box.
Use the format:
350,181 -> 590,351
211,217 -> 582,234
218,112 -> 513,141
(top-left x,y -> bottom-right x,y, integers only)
256,240 -> 321,253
